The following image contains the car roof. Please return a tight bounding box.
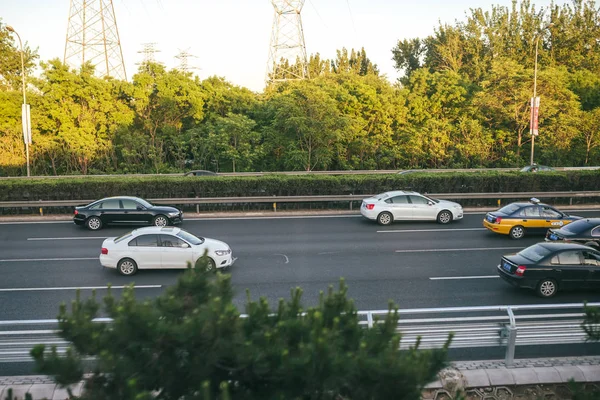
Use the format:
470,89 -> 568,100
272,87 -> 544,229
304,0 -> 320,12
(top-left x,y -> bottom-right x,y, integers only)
503,201 -> 552,208
536,242 -> 597,252
379,190 -> 420,197
96,196 -> 145,202
130,226 -> 181,236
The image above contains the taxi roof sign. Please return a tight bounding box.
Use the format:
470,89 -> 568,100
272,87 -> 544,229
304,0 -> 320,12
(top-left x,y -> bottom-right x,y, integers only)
530,197 -> 540,204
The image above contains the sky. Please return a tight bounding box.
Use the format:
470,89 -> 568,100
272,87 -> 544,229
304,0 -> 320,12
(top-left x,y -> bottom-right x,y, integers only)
2,0 -> 565,92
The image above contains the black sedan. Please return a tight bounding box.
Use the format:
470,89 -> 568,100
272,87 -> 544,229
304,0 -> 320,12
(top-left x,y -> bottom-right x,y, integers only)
546,218 -> 600,250
74,196 -> 183,230
497,242 -> 600,298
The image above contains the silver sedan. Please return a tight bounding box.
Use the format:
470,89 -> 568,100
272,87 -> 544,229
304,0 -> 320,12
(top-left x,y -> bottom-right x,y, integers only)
360,190 -> 463,226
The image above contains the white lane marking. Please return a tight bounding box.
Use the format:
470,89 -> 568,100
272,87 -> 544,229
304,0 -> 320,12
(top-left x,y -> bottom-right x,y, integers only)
395,247 -> 522,253
378,228 -> 486,233
274,253 -> 289,264
27,237 -> 106,241
0,221 -> 73,225
430,275 -> 499,280
0,285 -> 162,292
0,257 -> 97,262
185,214 -> 361,221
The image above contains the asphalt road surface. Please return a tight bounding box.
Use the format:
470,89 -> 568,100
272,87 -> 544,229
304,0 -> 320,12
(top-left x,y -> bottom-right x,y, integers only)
1,210 -> 599,374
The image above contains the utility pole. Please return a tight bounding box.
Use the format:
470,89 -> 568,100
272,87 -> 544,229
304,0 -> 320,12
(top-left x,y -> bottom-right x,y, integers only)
266,0 -> 309,84
136,42 -> 162,66
175,49 -> 199,73
64,0 -> 127,80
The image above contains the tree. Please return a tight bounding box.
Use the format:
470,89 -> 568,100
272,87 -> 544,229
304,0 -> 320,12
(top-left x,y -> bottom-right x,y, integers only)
0,20 -> 38,92
32,259 -> 451,400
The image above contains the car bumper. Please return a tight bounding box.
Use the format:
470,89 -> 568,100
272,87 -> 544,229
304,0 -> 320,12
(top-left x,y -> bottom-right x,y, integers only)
169,213 -> 184,225
73,216 -> 86,226
453,210 -> 464,220
100,254 -> 117,269
215,254 -> 236,269
360,208 -> 378,220
483,219 -> 511,235
497,265 -> 536,289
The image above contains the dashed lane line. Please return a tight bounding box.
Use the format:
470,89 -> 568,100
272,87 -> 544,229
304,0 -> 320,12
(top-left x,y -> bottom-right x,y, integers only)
429,275 -> 499,280
0,257 -> 97,262
0,285 -> 162,292
395,247 -> 522,253
378,228 -> 486,233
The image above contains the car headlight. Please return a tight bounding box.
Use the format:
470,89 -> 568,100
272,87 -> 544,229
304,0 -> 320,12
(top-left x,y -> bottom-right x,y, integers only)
215,249 -> 231,256
168,211 -> 180,216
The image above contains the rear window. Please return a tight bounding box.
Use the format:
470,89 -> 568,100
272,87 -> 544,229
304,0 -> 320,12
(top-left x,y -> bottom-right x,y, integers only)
498,204 -> 521,215
114,231 -> 133,244
518,244 -> 552,262
375,193 -> 390,201
561,220 -> 593,235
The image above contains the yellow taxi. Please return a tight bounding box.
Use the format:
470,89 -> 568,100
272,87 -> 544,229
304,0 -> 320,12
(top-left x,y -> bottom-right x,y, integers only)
483,198 -> 582,239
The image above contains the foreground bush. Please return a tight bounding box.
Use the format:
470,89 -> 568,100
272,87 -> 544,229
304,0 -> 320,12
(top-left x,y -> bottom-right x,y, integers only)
31,258 -> 451,400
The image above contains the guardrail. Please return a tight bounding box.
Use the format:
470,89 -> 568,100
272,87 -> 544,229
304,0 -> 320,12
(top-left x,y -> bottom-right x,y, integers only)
1,303 -> 598,365
1,191 -> 600,211
1,166 -> 599,180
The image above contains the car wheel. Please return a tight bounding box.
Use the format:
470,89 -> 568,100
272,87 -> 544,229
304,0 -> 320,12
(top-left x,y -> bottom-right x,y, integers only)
437,210 -> 452,224
205,258 -> 216,272
153,215 -> 169,227
536,279 -> 558,298
86,216 -> 102,231
118,258 -> 138,276
377,212 -> 393,226
509,225 -> 525,240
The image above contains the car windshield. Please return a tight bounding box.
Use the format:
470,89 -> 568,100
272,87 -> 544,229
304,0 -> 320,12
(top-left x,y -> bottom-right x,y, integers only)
136,198 -> 153,208
498,204 -> 521,215
177,230 -> 204,245
422,195 -> 440,204
114,231 -> 133,243
518,244 -> 552,262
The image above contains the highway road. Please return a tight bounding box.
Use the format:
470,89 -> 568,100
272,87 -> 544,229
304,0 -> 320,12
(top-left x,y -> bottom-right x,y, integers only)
1,209 -> 600,374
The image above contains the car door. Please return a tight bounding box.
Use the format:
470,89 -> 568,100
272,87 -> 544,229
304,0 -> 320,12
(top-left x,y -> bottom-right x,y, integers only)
159,234 -> 194,269
409,195 -> 435,220
98,198 -> 122,224
120,199 -> 147,224
517,206 -> 545,234
583,251 -> 600,289
384,195 -> 413,220
127,234 -> 162,269
541,206 -> 567,232
550,250 -> 590,290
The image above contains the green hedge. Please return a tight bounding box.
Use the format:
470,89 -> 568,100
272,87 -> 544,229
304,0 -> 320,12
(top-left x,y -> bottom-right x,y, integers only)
1,171 -> 600,201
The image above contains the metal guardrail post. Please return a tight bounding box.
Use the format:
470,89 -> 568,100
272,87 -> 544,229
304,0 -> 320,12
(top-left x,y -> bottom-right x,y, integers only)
367,312 -> 374,328
195,196 -> 199,214
504,307 -> 517,366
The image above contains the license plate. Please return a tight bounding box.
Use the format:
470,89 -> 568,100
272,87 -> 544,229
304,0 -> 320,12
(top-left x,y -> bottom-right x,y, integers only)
549,233 -> 558,240
487,215 -> 494,222
503,261 -> 512,272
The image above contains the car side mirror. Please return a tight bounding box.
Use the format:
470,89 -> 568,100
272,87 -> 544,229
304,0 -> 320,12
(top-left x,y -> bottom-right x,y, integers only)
182,243 -> 190,248
428,201 -> 434,206
136,206 -> 144,211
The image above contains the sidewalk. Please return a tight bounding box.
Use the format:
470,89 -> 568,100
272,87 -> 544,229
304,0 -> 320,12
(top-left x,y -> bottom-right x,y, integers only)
1,356 -> 599,399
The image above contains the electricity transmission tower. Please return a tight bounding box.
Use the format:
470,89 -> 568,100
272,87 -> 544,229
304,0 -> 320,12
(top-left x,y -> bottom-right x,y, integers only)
64,0 -> 127,80
137,42 -> 162,65
175,49 -> 199,73
266,0 -> 309,84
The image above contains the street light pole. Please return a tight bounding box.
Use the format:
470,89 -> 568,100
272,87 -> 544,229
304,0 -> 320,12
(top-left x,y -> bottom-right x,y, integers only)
529,23 -> 553,166
6,25 -> 30,177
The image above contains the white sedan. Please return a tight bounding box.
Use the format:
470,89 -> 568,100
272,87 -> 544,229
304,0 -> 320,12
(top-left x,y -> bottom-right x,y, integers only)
360,190 -> 463,225
100,226 -> 235,275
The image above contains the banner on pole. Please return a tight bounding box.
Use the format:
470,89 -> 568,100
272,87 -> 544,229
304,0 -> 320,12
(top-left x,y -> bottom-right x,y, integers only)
21,104 -> 32,145
530,97 -> 540,136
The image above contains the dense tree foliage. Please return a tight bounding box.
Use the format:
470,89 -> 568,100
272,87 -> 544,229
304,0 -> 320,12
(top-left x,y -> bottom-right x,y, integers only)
32,261 -> 450,399
1,0 -> 600,175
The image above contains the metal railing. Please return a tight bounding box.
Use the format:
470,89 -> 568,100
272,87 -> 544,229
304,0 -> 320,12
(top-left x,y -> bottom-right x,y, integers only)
1,166 -> 599,180
1,303 -> 597,365
1,191 -> 600,210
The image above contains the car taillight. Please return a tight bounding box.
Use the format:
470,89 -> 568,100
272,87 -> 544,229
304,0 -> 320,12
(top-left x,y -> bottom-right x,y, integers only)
515,265 -> 526,276
101,248 -> 108,255
74,210 -> 78,215
366,204 -> 375,210
495,217 -> 502,223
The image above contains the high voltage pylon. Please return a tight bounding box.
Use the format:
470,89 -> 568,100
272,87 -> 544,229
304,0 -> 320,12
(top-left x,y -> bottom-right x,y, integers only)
175,49 -> 199,73
136,42 -> 162,65
266,0 -> 309,84
64,0 -> 127,80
